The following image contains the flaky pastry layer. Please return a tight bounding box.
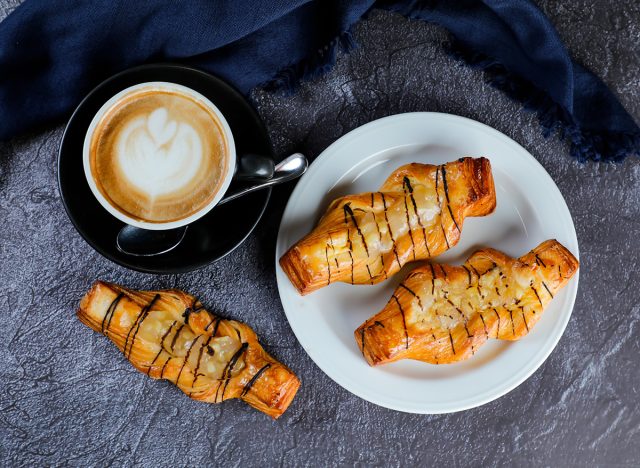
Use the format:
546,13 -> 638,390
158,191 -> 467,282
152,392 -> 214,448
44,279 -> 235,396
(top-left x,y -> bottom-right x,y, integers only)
78,281 -> 300,418
280,157 -> 496,294
355,240 -> 579,366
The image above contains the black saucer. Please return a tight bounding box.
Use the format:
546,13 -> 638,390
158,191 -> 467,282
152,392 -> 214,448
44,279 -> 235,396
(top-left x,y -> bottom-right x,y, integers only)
58,64 -> 272,274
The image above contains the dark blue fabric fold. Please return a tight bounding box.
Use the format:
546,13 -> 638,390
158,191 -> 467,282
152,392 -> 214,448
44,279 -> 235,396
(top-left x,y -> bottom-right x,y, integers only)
0,0 -> 637,161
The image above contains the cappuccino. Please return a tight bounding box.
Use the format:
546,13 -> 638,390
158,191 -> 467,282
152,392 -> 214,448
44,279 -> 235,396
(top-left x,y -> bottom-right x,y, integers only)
87,84 -> 230,225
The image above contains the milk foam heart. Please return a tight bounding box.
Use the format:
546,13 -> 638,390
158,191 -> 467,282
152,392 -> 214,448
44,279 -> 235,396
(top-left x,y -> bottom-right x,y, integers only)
117,107 -> 203,197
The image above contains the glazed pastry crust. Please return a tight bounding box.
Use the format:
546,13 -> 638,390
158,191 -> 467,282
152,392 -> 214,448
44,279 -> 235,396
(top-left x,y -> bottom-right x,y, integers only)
355,240 -> 579,366
280,157 -> 496,295
78,281 -> 300,418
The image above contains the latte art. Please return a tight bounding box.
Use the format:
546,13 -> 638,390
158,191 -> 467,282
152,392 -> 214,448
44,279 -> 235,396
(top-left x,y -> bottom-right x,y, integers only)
88,87 -> 229,224
118,108 -> 203,197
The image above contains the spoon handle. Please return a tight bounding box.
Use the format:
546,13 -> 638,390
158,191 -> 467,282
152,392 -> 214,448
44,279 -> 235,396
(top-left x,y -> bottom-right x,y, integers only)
218,153 -> 307,205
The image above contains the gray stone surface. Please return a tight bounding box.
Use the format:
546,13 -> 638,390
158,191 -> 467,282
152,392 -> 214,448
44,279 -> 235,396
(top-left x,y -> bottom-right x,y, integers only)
1,1 -> 639,466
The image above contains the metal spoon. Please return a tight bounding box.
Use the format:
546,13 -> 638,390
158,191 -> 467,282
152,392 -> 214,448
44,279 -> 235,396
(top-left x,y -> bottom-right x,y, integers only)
116,153 -> 308,257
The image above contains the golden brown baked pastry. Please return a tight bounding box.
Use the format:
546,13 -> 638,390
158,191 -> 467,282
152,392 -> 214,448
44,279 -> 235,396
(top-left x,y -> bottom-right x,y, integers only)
78,281 -> 300,418
280,157 -> 496,295
355,239 -> 579,366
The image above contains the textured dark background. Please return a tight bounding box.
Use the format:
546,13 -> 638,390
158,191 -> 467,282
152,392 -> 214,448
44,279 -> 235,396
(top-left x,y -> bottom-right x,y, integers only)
1,1 -> 639,466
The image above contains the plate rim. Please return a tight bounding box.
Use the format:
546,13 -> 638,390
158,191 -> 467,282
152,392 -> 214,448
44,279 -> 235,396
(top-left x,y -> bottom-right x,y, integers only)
57,63 -> 272,274
275,111 -> 580,414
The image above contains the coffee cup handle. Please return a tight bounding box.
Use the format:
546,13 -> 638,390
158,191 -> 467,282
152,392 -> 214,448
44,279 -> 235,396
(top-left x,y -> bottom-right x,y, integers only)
234,154 -> 275,181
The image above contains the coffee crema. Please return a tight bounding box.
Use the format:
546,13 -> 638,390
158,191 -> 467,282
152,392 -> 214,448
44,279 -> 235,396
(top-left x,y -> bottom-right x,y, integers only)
89,88 -> 229,223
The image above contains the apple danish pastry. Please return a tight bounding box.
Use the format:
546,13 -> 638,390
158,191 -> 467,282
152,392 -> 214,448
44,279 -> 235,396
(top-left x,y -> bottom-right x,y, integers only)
355,239 -> 579,366
78,281 -> 300,418
280,157 -> 496,295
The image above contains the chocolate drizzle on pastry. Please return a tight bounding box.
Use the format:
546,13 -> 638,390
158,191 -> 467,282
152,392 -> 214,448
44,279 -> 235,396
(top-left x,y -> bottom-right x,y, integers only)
355,240 -> 579,366
280,158 -> 496,295
77,282 -> 300,418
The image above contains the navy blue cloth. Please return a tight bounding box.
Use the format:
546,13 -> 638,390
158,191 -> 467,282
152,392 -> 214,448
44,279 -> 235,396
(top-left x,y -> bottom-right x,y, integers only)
0,0 -> 638,161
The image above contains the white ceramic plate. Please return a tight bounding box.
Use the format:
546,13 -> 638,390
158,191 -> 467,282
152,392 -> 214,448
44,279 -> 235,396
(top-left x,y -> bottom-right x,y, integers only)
275,113 -> 579,414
